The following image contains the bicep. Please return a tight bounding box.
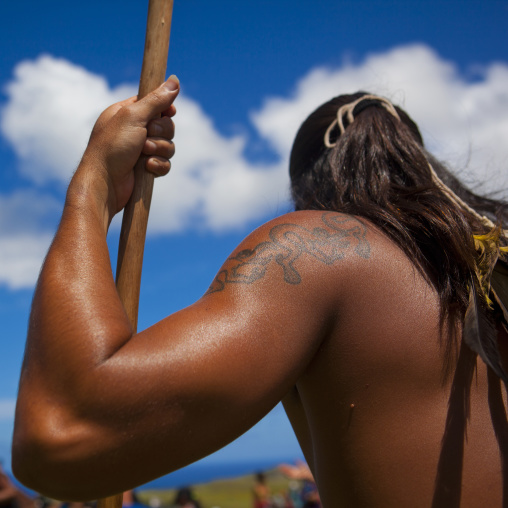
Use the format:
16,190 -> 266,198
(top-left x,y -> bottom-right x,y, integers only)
104,281 -> 326,440
53,282 -> 326,497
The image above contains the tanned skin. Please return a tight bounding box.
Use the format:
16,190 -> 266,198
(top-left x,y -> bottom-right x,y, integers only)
12,77 -> 507,507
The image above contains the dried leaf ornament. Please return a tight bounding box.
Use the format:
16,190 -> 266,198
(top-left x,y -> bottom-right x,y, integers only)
463,228 -> 508,384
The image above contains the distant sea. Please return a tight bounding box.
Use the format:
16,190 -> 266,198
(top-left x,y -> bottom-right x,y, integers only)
140,458 -> 297,490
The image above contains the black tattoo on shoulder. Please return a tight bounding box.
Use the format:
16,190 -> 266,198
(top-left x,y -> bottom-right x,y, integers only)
206,212 -> 370,294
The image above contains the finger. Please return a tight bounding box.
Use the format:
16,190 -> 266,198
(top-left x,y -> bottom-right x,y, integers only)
161,104 -> 177,118
146,116 -> 175,139
130,75 -> 180,124
143,138 -> 175,159
146,156 -> 171,177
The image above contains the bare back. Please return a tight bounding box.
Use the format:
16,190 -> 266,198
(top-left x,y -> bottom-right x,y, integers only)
283,213 -> 505,507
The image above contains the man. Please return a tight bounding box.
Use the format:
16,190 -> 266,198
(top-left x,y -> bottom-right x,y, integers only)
12,78 -> 508,507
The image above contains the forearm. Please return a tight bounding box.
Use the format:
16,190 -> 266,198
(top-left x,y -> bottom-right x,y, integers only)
13,164 -> 134,495
17,78 -> 178,414
24,165 -> 132,389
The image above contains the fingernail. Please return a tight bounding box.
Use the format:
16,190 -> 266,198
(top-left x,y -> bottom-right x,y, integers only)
152,122 -> 163,135
164,75 -> 180,92
145,139 -> 157,151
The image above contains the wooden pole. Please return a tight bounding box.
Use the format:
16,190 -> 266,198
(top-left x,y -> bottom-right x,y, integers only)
97,2 -> 174,507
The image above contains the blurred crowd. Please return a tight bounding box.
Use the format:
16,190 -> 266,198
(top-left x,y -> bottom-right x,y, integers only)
1,460 -> 319,508
253,462 -> 321,508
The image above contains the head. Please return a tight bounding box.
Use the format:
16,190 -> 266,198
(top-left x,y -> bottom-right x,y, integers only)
290,91 -> 505,223
174,487 -> 192,505
289,92 -> 508,373
255,471 -> 266,484
291,91 -> 430,211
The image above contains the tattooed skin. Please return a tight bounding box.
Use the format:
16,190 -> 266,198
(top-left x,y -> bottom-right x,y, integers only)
206,213 -> 370,294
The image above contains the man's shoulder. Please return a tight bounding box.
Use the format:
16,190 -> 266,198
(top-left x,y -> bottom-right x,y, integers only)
251,210 -> 371,236
245,210 -> 379,260
206,211 -> 384,296
242,210 -> 417,288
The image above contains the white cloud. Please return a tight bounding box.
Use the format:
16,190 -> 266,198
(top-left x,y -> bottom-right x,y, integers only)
0,189 -> 61,234
252,44 -> 508,194
0,190 -> 61,289
0,233 -> 53,290
149,95 -> 289,233
0,55 -> 289,288
1,55 -> 289,234
1,55 -> 135,184
1,46 -> 507,287
0,399 -> 16,422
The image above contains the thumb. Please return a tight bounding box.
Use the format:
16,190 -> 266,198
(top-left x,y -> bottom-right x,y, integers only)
131,75 -> 180,122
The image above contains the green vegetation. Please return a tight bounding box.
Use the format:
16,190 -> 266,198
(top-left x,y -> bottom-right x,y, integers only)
138,468 -> 292,508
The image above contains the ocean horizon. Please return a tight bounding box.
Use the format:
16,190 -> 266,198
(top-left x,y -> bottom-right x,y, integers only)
140,456 -> 300,490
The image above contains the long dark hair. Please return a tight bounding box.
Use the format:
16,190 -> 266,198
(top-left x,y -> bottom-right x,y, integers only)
289,92 -> 508,366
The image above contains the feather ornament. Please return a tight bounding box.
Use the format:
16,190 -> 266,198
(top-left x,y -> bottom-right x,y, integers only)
472,229 -> 506,306
463,229 -> 508,385
463,277 -> 507,384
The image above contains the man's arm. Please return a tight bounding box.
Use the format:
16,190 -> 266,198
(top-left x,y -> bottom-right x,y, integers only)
12,78 -> 351,501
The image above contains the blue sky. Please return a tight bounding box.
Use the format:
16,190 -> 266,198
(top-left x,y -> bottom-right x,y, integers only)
0,0 -> 507,483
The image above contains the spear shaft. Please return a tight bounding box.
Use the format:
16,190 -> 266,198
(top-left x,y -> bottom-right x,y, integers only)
116,0 -> 174,332
97,2 -> 174,507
